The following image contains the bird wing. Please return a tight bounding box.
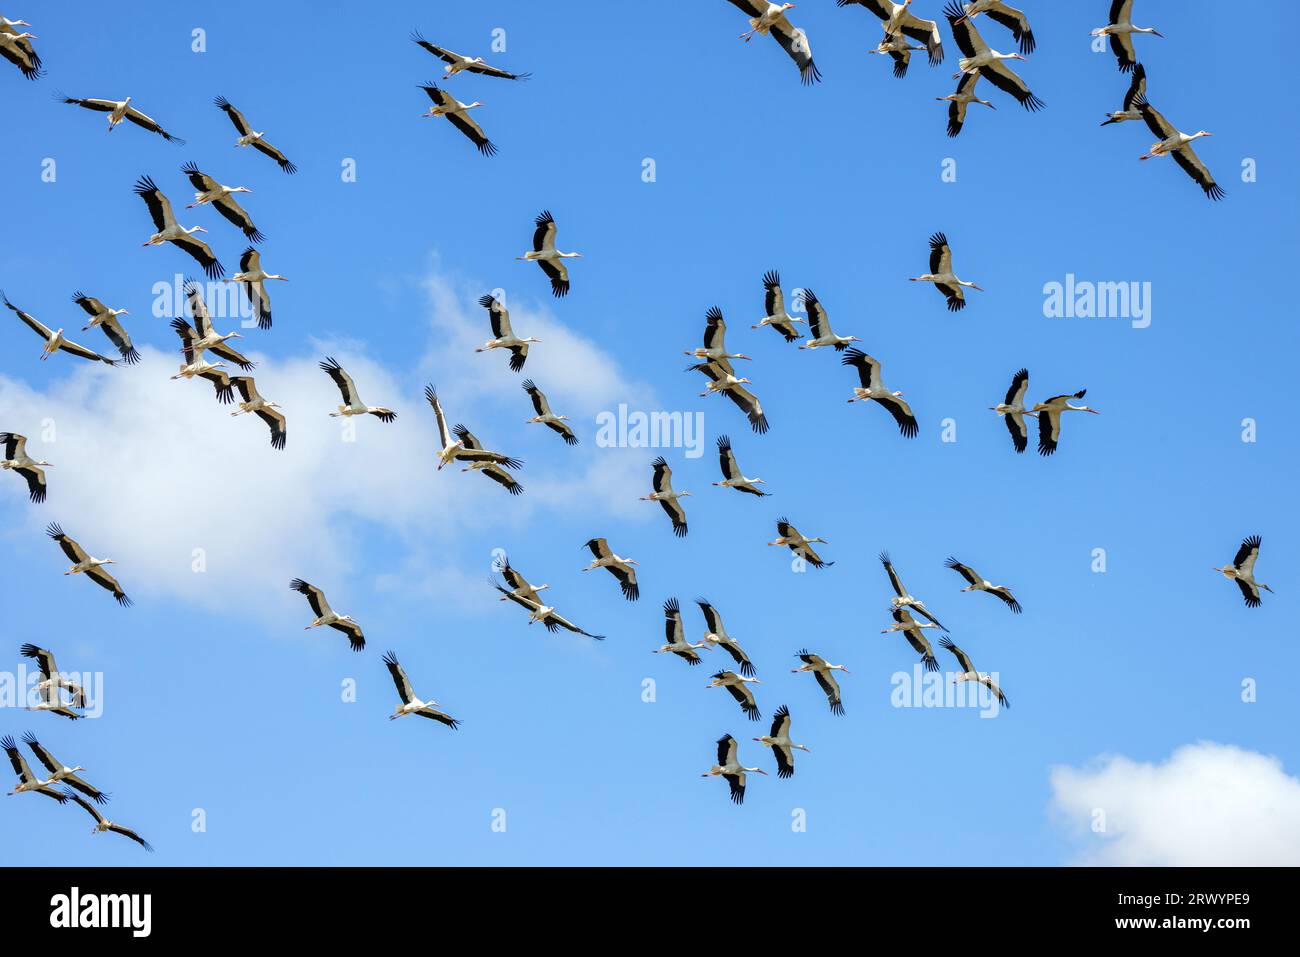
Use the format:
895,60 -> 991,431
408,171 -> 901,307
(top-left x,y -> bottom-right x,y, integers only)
480,465 -> 524,496
444,109 -> 497,156
716,435 -> 741,480
213,96 -> 253,135
800,289 -> 829,338
842,348 -> 881,391
1109,30 -> 1136,71
1004,368 -> 1029,406
537,258 -> 569,298
985,1 -> 1034,54
212,195 -> 264,242
133,175 -> 174,231
320,357 -> 360,405
980,58 -> 1044,110
382,651 -> 416,704
880,552 -> 907,597
928,232 -> 953,274
255,408 -> 287,450
4,293 -> 53,339
329,618 -> 366,651
47,524 -> 90,564
424,386 -> 452,448
1004,412 -> 1028,453
702,307 -> 727,351
483,296 -> 513,339
253,137 -> 297,174
291,579 -> 332,618
20,735 -> 59,774
939,636 -> 975,673
1036,408 -> 1061,456
85,566 -> 130,605
1122,63 -> 1147,110
1233,536 -> 1261,576
533,210 -> 558,253
173,233 -> 224,281
696,599 -> 724,636
99,316 -> 139,364
522,379 -> 551,416
1170,143 -> 1224,200
410,33 -> 461,65
19,643 -> 56,678
945,557 -> 982,586
62,96 -> 117,113
651,456 -> 673,494
723,384 -> 768,434
664,598 -> 684,644
945,2 -> 985,57
874,394 -> 918,437
813,671 -> 843,714
67,791 -> 107,824
717,734 -> 739,766
724,0 -> 770,16
1,431 -> 26,460
71,293 -> 106,317
770,19 -> 821,85
585,538 -> 611,560
899,11 -> 943,63
124,106 -> 183,143
770,704 -> 791,740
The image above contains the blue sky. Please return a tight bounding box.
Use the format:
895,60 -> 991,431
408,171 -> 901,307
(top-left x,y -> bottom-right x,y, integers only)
1,1 -> 1298,865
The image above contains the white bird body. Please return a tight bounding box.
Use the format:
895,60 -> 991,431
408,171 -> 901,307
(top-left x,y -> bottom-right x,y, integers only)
702,734 -> 766,804
1214,536 -> 1273,607
753,705 -> 809,778
797,289 -> 860,350
751,271 -> 804,341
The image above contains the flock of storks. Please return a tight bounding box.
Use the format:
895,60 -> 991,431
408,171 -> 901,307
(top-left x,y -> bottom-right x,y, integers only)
0,2 -> 1268,844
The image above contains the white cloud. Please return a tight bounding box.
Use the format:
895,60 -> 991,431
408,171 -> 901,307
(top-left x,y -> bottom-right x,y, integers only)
0,265 -> 655,620
1049,741 -> 1300,866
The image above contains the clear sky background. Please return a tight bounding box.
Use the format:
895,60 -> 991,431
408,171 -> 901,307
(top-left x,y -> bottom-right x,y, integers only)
1,1 -> 1298,865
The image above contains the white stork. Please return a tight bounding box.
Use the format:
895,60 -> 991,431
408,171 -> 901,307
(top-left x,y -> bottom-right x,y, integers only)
880,551 -> 947,630
518,210 -> 581,298
19,644 -> 86,710
1214,536 -> 1273,608
66,792 -> 152,851
492,582 -> 605,639
418,84 -> 497,156
4,292 -> 117,365
0,19 -> 40,79
184,279 -> 255,370
320,357 -> 396,422
945,557 -> 1022,613
290,579 -> 365,652
181,162 -> 264,241
70,292 -> 138,365
22,734 -> 106,804
1092,0 -> 1162,73
714,434 -> 768,496
582,538 -> 640,601
769,517 -> 833,568
938,70 -> 995,137
954,0 -> 1034,54
1,431 -> 51,503
707,671 -> 762,722
939,637 -> 1009,707
869,32 -> 926,78
382,652 -> 460,727
641,456 -> 690,537
134,175 -> 223,280
751,270 -> 804,342
842,348 -> 919,438
230,376 -> 286,450
3,735 -> 65,802
231,247 -> 286,330
26,684 -> 81,721
945,2 -> 1043,111
1135,97 -> 1223,200
495,557 -> 550,606
702,734 -> 766,805
797,289 -> 860,350
47,523 -> 130,606
696,599 -> 756,676
1101,63 -> 1146,126
57,94 -> 184,142
691,359 -> 770,434
724,1 -> 822,85
883,607 -> 940,672
654,598 -> 708,664
754,705 -> 809,778
169,319 -> 234,403
990,367 -> 1030,453
214,96 -> 297,173
685,307 -> 751,364
792,650 -> 848,715
477,294 -> 538,371
410,31 -> 531,80
452,424 -> 524,496
838,0 -> 944,64
1025,388 -> 1097,456
911,232 -> 983,311
522,380 -> 577,445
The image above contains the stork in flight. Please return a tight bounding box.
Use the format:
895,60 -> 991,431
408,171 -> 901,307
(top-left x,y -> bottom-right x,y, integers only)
1092,0 -> 1162,73
655,598 -> 708,664
685,307 -> 751,365
290,579 -> 365,652
492,582 -> 605,639
714,435 -> 768,496
418,84 -> 497,156
169,319 -> 234,402
797,289 -> 860,350
20,644 -> 86,710
71,292 -> 137,364
582,538 -> 640,601
641,457 -> 690,537
1214,536 -> 1273,608
454,424 -> 524,496
410,31 -> 531,80
184,279 -> 255,370
911,232 -> 983,311
0,18 -> 40,79
1,432 -> 51,503
770,517 -> 833,568
691,359 -> 770,435
214,96 -> 298,173
754,705 -> 810,778
1101,63 -> 1146,126
724,1 -> 822,85
707,671 -> 762,722
231,376 -> 286,450
477,294 -> 538,371
953,0 -> 1034,55
870,32 -> 927,78
181,162 -> 264,242
842,348 -> 918,438
66,792 -> 152,851
883,607 -> 941,672
47,523 -> 130,606
944,2 -> 1043,111
880,552 -> 947,630
945,558 -> 1022,613
1025,389 -> 1098,456
990,367 -> 1030,453
320,358 -> 396,422
792,650 -> 848,715
696,599 -> 756,677
231,247 -> 286,330
703,734 -> 766,805
1135,97 -> 1223,200
494,556 -> 549,607
134,175 -> 223,280
57,94 -> 184,142
4,292 -> 118,365
382,652 -> 460,727
518,210 -> 581,298
522,380 -> 577,445
938,71 -> 995,137
939,637 -> 1009,708
3,735 -> 65,802
837,0 -> 944,65
752,271 -> 804,342
21,734 -> 106,804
